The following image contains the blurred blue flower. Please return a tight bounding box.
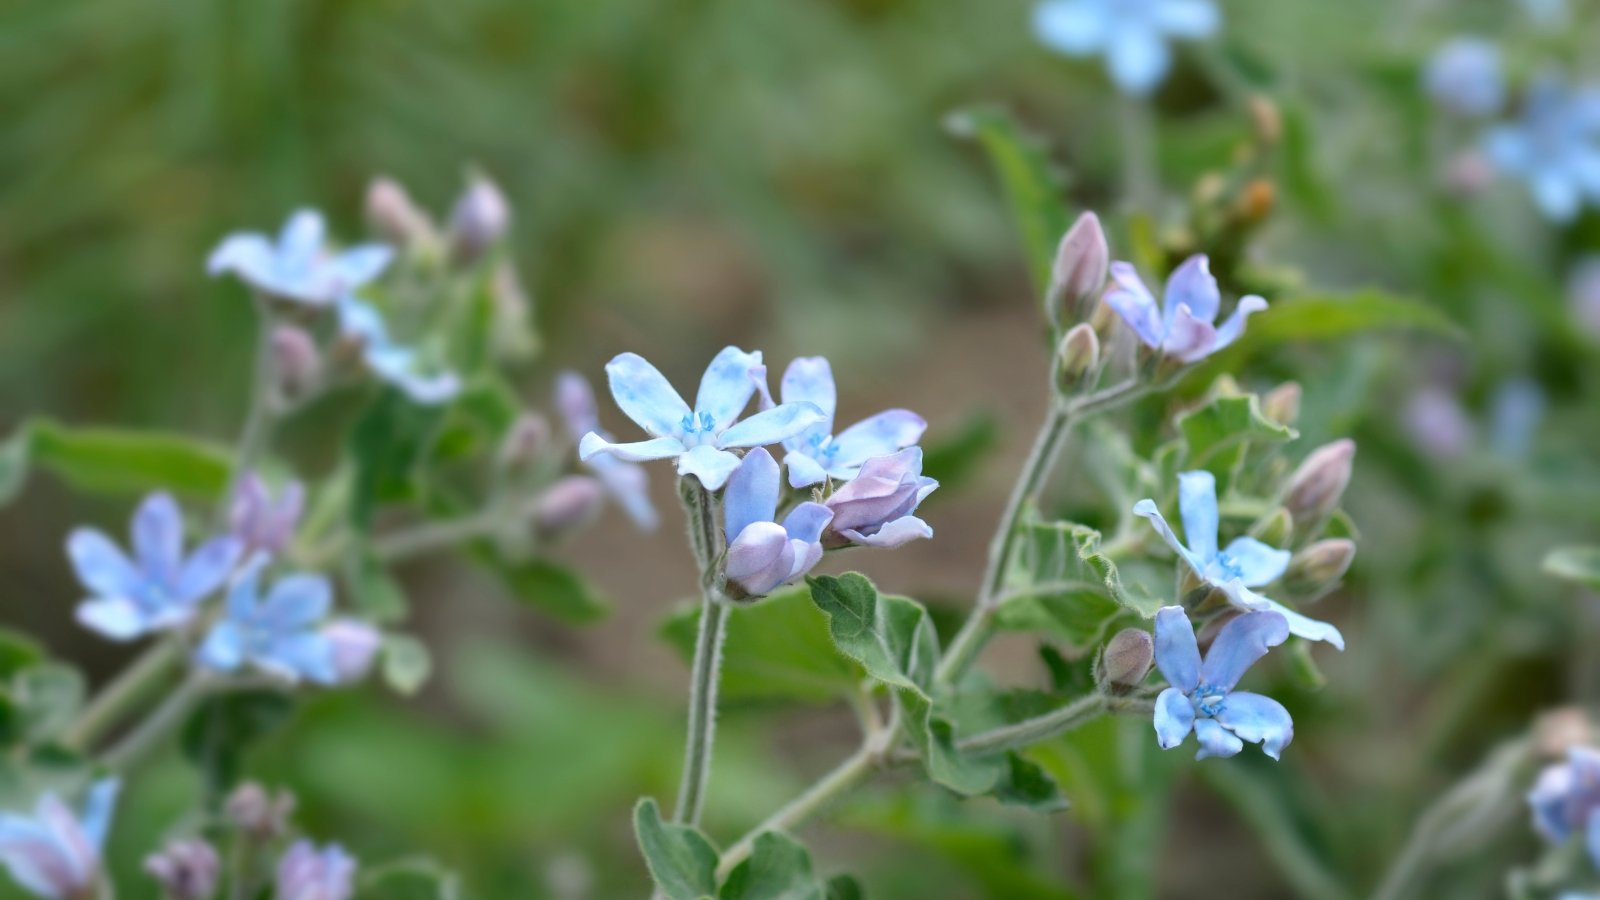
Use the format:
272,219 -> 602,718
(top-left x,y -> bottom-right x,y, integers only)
1520,0 -> 1568,27
555,371 -> 659,530
1134,470 -> 1345,648
721,447 -> 833,597
196,558 -> 338,685
1033,0 -> 1218,96
1489,377 -> 1546,460
1424,38 -> 1504,117
0,779 -> 118,900
752,357 -> 927,489
336,296 -> 461,405
274,841 -> 356,900
230,473 -> 305,557
209,210 -> 392,306
67,493 -> 242,641
1103,255 -> 1266,363
1530,746 -> 1600,858
1153,606 -> 1293,759
578,347 -> 826,491
1485,75 -> 1600,222
821,447 -> 937,549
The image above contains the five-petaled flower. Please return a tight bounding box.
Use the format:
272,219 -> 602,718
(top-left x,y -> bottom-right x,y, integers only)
1104,255 -> 1267,364
555,371 -> 659,530
578,347 -> 825,491
821,447 -> 938,549
208,210 -> 392,306
1484,74 -> 1600,222
1529,745 -> 1600,874
274,841 -> 356,900
752,357 -> 927,489
196,558 -> 340,685
1134,470 -> 1345,648
336,296 -> 461,405
67,492 -> 243,641
722,448 -> 833,598
0,779 -> 118,900
1032,0 -> 1219,96
1153,606 -> 1294,760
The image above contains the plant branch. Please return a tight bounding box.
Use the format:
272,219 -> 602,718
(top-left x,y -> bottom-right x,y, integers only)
99,674 -> 211,771
671,477 -> 728,826
63,636 -> 184,753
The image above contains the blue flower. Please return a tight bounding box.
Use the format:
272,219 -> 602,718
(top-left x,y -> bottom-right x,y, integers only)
821,448 -> 937,549
1033,0 -> 1219,96
753,357 -> 927,489
1484,75 -> 1600,222
196,558 -> 338,685
66,493 -> 243,641
1134,470 -> 1345,648
274,841 -> 356,900
209,210 -> 392,306
0,779 -> 118,900
1530,747 -> 1600,871
1152,606 -> 1293,760
554,371 -> 659,530
230,473 -> 305,557
722,448 -> 833,598
1103,255 -> 1266,363
1424,38 -> 1504,118
578,347 -> 827,491
336,296 -> 461,405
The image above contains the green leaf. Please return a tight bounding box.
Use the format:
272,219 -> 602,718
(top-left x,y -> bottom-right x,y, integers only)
382,635 -> 433,696
720,831 -> 826,900
180,690 -> 294,790
660,587 -> 864,704
633,797 -> 719,900
1279,100 -> 1337,223
1177,391 -> 1297,470
807,574 -> 939,697
824,875 -> 866,900
1544,546 -> 1600,589
897,692 -> 1007,796
357,858 -> 463,900
991,752 -> 1069,813
996,519 -> 1165,638
0,419 -> 234,505
0,631 -> 45,680
347,389 -> 450,530
1239,290 -> 1461,346
945,107 -> 1070,298
13,664 -> 84,744
476,554 -> 609,624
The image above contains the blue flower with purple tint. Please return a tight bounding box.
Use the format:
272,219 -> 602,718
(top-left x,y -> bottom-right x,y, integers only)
336,296 -> 461,405
555,371 -> 658,530
1152,606 -> 1293,760
1104,255 -> 1266,363
209,210 -> 391,306
1530,746 -> 1600,877
274,841 -> 356,900
821,447 -> 937,549
722,448 -> 833,598
196,558 -> 338,685
0,779 -> 118,900
754,357 -> 926,489
1033,0 -> 1219,96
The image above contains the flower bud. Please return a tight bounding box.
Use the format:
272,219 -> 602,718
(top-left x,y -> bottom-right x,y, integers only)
1050,212 -> 1109,322
447,174 -> 511,266
497,412 -> 551,471
1283,439 -> 1354,539
1056,323 -> 1100,388
225,782 -> 295,841
1536,708 -> 1595,758
275,841 -> 356,900
1248,95 -> 1281,146
1235,178 -> 1275,226
270,326 -> 321,403
531,475 -> 605,540
145,839 -> 220,900
1403,387 -> 1473,460
229,473 -> 304,557
1249,506 -> 1293,549
1097,628 -> 1153,692
364,176 -> 434,250
1283,538 -> 1355,596
1262,382 -> 1302,426
322,619 -> 383,683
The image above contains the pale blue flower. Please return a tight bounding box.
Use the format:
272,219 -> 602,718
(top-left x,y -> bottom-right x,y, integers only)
1033,0 -> 1219,96
1152,606 -> 1293,760
336,296 -> 461,405
821,447 -> 937,549
1104,256 -> 1266,363
0,779 -> 118,900
67,493 -> 243,641
1134,471 -> 1345,648
1485,75 -> 1600,222
722,448 -> 833,597
274,841 -> 355,900
209,210 -> 391,306
1531,747 -> 1600,849
578,347 -> 826,491
753,357 -> 926,489
1424,38 -> 1504,118
554,371 -> 658,530
196,558 -> 338,685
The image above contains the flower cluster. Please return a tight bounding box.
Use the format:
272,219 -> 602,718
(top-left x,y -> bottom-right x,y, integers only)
1484,74 -> 1600,222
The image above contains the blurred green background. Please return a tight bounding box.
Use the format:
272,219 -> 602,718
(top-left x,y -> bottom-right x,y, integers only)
4,0 -> 1600,897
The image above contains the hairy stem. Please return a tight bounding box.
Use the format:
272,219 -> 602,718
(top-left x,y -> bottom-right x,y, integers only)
671,478 -> 727,826
371,510 -> 504,562
100,675 -> 210,771
62,637 -> 183,753
958,693 -> 1152,755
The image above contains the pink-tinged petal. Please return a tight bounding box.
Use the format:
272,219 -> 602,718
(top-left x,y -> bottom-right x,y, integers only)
1104,262 -> 1163,347
1163,255 -> 1221,326
1153,686 -> 1195,749
578,433 -> 685,463
717,402 -> 827,448
76,598 -> 150,641
1154,606 -> 1201,693
779,357 -> 837,433
695,346 -> 763,433
132,492 -> 184,585
1161,303 -> 1218,362
726,522 -> 794,596
676,445 -> 742,491
724,448 -> 781,544
604,352 -> 692,439
1132,500 -> 1208,573
1199,610 -> 1289,691
840,516 -> 931,548
783,452 -> 829,489
1193,718 -> 1244,760
829,409 -> 928,469
1216,691 -> 1293,760
323,620 -> 383,683
1177,470 -> 1219,562
589,456 -> 659,531
786,539 -> 825,583
65,529 -> 142,597
1221,536 -> 1291,587
33,795 -> 96,886
1212,295 -> 1267,351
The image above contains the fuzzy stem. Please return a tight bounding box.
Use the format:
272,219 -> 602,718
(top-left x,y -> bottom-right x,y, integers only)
62,637 -> 184,753
671,478 -> 727,826
222,295 -> 282,513
371,510 -> 504,562
957,693 -> 1152,755
99,675 -> 210,771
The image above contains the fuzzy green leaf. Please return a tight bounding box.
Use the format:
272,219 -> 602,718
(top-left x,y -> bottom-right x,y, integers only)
633,797 -> 719,900
0,419 -> 234,506
720,831 -> 826,900
807,574 -> 938,697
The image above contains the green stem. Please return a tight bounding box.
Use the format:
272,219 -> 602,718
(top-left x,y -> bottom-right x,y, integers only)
99,675 -> 210,771
671,478 -> 727,826
370,510 -> 503,562
62,637 -> 183,752
956,693 -> 1149,756
223,295 -> 281,511
1118,95 -> 1158,212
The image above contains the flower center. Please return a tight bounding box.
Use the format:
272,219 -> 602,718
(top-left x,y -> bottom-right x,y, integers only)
806,432 -> 839,461
1192,684 -> 1228,718
1212,551 -> 1243,581
679,411 -> 718,441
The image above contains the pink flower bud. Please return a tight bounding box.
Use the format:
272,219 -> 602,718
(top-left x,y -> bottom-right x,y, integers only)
274,841 -> 355,900
532,476 -> 605,540
1283,439 -> 1354,537
270,326 -> 321,402
145,839 -> 220,900
322,619 -> 383,684
447,174 -> 511,266
229,474 -> 304,557
364,176 -> 434,250
1052,212 -> 1110,320
225,783 -> 295,841
497,413 -> 551,470
822,448 -> 937,549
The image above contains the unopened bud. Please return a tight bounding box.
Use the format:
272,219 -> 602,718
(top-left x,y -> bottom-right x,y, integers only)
270,326 -> 321,402
497,412 -> 551,470
1057,323 -> 1100,387
1097,628 -> 1154,692
1536,708 -> 1595,757
364,176 -> 434,250
225,782 -> 295,841
1235,179 -> 1275,225
1051,212 -> 1110,321
1248,95 -> 1282,146
1283,538 -> 1355,596
447,174 -> 511,266
531,475 -> 605,540
1283,439 -> 1355,538
1262,382 -> 1302,426
323,619 -> 383,683
1249,506 -> 1293,548
145,839 -> 220,900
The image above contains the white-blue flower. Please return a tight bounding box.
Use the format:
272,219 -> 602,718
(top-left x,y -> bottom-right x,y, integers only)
1033,0 -> 1219,96
1424,38 -> 1504,118
0,779 -> 118,900
196,558 -> 338,685
209,210 -> 392,306
1103,255 -> 1266,363
1484,74 -> 1600,222
1134,470 -> 1345,648
578,347 -> 826,491
757,357 -> 927,489
1153,606 -> 1294,760
336,296 -> 461,405
722,448 -> 833,597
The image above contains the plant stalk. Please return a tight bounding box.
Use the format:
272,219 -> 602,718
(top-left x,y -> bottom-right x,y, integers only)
63,637 -> 184,753
671,477 -> 727,826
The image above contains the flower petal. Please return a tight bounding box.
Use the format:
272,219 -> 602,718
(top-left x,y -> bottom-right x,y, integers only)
1104,262 -> 1163,347
781,502 -> 834,545
1219,583 -> 1345,649
1221,536 -> 1290,587
1153,686 -> 1195,749
1586,807 -> 1600,871
1177,470 -> 1219,562
65,529 -> 142,598
554,371 -> 601,439
1163,255 -> 1220,326
76,597 -> 150,641
77,780 -> 118,852
262,574 -> 333,628
780,357 -> 837,436
717,402 -> 827,449
1106,23 -> 1170,95
724,447 -> 780,544
828,410 -> 928,470
174,537 -> 243,604
695,346 -> 763,433
1217,691 -> 1293,760
1199,610 -> 1289,691
330,245 -> 393,290
1032,0 -> 1109,55
604,352 -> 692,439
263,633 -> 338,684
676,445 -> 743,491
279,210 -> 325,263
578,433 -> 685,463
726,522 -> 793,597
1132,499 -> 1208,573
1193,717 -> 1244,760
786,539 -> 824,583
1212,296 -> 1267,351
1155,0 -> 1220,37
1162,303 -> 1219,362
196,621 -> 247,673
1154,606 -> 1201,693
206,233 -> 274,280
589,455 -> 659,530
132,492 -> 184,585
783,452 -> 830,489
840,516 -> 932,548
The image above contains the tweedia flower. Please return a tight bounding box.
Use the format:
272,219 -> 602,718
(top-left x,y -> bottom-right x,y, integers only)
1104,256 -> 1266,363
754,357 -> 926,489
1033,0 -> 1219,96
1153,607 -> 1293,760
229,474 -> 305,557
1484,74 -> 1600,222
196,558 -> 338,685
722,448 -> 832,598
1424,38 -> 1504,118
821,447 -> 937,549
208,210 -> 391,306
274,841 -> 355,900
0,779 -> 118,900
